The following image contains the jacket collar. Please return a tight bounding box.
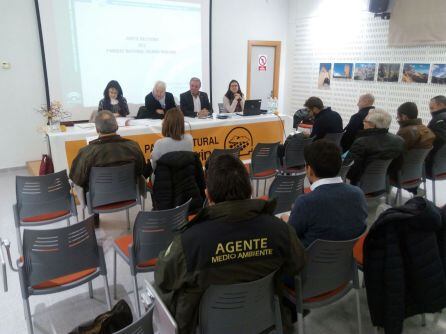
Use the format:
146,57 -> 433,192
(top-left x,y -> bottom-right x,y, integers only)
357,128 -> 388,137
90,134 -> 127,145
315,107 -> 332,118
358,106 -> 374,115
432,108 -> 446,117
190,199 -> 276,225
398,118 -> 422,128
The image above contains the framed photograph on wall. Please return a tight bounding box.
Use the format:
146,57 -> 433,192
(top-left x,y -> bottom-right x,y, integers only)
431,64 -> 446,85
377,63 -> 401,82
318,63 -> 332,89
402,63 -> 430,84
354,63 -> 376,81
333,63 -> 353,79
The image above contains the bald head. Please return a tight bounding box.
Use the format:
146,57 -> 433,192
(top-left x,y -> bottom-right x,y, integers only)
357,93 -> 375,109
95,110 -> 118,135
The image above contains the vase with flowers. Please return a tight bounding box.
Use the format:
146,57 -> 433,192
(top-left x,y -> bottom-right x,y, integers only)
37,101 -> 70,132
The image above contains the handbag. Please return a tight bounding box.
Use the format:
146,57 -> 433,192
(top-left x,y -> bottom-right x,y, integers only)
38,154 -> 54,175
69,299 -> 133,334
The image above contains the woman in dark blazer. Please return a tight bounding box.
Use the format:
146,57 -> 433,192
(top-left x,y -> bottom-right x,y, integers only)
142,81 -> 176,119
97,80 -> 129,117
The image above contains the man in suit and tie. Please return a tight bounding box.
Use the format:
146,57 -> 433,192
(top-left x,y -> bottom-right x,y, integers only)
180,77 -> 211,118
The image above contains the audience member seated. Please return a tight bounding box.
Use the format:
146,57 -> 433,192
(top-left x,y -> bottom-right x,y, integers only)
222,79 -> 245,113
180,77 -> 211,118
283,140 -> 367,248
304,96 -> 343,141
69,110 -> 151,226
155,154 -> 305,333
151,107 -> 194,171
344,108 -> 405,185
143,80 -> 176,119
426,95 -> 446,177
341,93 -> 375,152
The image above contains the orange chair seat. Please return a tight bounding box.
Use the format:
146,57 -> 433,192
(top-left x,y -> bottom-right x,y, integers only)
114,235 -> 157,267
304,187 -> 311,194
32,268 -> 96,289
353,234 -> 367,266
147,180 -> 153,190
95,200 -> 136,211
286,283 -> 349,303
298,123 -> 313,129
258,196 -> 269,201
188,214 -> 197,222
22,210 -> 70,223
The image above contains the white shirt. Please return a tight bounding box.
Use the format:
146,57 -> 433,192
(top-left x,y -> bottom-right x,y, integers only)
192,94 -> 201,113
310,176 -> 343,191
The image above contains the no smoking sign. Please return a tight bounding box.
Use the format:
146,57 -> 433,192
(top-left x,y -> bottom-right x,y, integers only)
258,55 -> 267,71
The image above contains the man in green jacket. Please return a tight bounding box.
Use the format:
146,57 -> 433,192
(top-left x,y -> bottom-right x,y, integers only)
155,154 -> 306,334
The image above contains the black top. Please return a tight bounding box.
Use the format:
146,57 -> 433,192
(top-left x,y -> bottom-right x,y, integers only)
98,97 -> 129,117
179,91 -> 211,117
426,108 -> 446,176
143,92 -> 176,119
341,106 -> 375,152
310,107 -> 343,141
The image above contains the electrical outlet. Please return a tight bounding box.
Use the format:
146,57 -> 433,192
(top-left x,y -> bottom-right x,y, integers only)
1,61 -> 11,70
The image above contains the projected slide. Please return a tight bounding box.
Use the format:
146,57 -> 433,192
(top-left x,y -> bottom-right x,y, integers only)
38,0 -> 210,119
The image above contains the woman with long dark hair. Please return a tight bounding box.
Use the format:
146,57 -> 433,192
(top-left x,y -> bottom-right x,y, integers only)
98,80 -> 129,117
222,79 -> 245,113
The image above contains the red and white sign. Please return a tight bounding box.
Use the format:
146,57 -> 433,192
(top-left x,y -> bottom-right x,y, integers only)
258,55 -> 267,71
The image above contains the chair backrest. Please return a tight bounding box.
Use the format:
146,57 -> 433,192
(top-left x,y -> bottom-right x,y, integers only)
198,271 -> 279,334
16,170 -> 73,220
251,142 -> 280,175
21,217 -> 100,293
211,148 -> 241,159
283,137 -> 313,169
338,160 -> 354,182
88,163 -> 137,208
399,148 -> 431,186
301,236 -> 363,299
358,159 -> 392,195
114,304 -> 154,334
268,173 -> 306,214
132,200 -> 191,267
218,103 -> 225,113
432,144 -> 446,178
323,132 -> 344,147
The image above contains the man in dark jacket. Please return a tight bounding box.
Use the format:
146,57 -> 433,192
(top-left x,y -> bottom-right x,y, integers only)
305,96 -> 343,141
180,77 -> 211,118
341,93 -> 375,152
345,108 -> 404,185
363,197 -> 446,334
155,154 -> 305,334
143,81 -> 176,119
426,95 -> 446,177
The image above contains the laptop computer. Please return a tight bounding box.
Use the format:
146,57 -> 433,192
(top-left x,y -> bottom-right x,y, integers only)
238,99 -> 262,116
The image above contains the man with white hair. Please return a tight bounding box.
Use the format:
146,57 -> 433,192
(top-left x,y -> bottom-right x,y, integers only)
344,108 -> 404,185
143,80 -> 176,119
180,77 -> 211,118
341,93 -> 375,152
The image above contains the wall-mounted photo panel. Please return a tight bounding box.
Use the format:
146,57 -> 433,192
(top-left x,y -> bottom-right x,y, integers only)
318,63 -> 332,89
402,63 -> 430,84
354,63 -> 376,81
431,64 -> 446,85
377,63 -> 401,82
333,63 -> 353,79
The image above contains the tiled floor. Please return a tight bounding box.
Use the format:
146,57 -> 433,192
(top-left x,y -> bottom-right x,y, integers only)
0,168 -> 445,333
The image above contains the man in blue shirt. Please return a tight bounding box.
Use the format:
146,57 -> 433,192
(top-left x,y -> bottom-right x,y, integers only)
283,140 -> 367,247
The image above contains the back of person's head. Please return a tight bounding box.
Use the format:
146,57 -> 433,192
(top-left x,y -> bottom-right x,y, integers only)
206,154 -> 251,203
359,93 -> 375,107
397,102 -> 418,120
162,107 -> 185,140
304,96 -> 324,111
366,108 -> 392,129
95,110 -> 118,134
103,80 -> 123,99
430,95 -> 446,110
304,140 -> 341,178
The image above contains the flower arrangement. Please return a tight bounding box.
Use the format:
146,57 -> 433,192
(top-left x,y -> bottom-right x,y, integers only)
37,101 -> 70,122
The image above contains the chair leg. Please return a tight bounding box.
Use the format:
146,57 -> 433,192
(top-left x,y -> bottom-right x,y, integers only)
133,274 -> 141,317
355,289 -> 363,334
126,209 -> 130,231
432,180 -> 436,205
263,179 -> 267,196
81,207 -> 85,221
16,226 -> 23,257
66,218 -> 70,226
421,313 -> 426,326
88,281 -> 93,299
113,249 -> 117,300
102,275 -> 112,310
23,298 -> 34,334
298,312 -> 304,334
255,180 -> 259,197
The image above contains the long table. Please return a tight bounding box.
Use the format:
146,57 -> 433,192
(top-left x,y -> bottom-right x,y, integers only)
47,114 -> 293,172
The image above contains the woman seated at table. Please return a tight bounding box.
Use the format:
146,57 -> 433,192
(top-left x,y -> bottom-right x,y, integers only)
151,107 -> 193,171
143,81 -> 176,119
97,80 -> 129,117
222,79 -> 245,113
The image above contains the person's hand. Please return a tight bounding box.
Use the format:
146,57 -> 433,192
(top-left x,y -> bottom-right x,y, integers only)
281,214 -> 289,223
198,109 -> 209,118
156,109 -> 164,115
234,93 -> 241,101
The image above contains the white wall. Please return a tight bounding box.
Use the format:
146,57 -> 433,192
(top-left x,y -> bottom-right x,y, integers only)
0,1 -> 47,169
211,0 -> 289,113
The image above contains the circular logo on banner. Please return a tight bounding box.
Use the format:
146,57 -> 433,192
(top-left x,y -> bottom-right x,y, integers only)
224,127 -> 253,157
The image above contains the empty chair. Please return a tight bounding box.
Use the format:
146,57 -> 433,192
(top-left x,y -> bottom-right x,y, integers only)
284,236 -> 364,334
250,142 -> 280,197
113,200 -> 191,316
426,145 -> 446,205
268,173 -> 306,214
114,304 -> 154,334
282,137 -> 313,172
14,170 -> 78,255
85,163 -> 144,230
198,271 -> 282,334
323,132 -> 344,148
390,148 -> 431,205
12,217 -> 111,334
339,160 -> 354,182
357,159 -> 392,201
